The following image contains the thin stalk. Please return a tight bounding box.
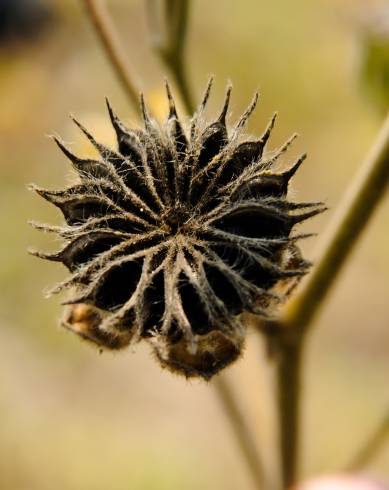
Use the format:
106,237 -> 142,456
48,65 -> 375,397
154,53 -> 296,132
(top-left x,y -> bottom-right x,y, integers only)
276,339 -> 302,488
215,377 -> 267,489
276,111 -> 389,488
81,0 -> 140,113
146,0 -> 195,114
284,111 -> 389,335
347,409 -> 389,471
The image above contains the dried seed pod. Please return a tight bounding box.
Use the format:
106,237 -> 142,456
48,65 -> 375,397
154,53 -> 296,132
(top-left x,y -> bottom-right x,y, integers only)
30,81 -> 324,379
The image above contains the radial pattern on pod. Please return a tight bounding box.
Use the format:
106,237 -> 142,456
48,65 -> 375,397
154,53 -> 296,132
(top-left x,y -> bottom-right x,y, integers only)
30,80 -> 324,379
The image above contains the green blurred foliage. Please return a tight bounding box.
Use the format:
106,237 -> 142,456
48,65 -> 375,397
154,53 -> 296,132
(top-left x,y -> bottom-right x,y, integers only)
358,4 -> 389,112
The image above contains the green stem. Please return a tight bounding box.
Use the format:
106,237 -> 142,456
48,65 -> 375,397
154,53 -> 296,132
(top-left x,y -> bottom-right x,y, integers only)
146,0 -> 195,114
215,377 -> 267,489
276,338 -> 302,488
276,111 -> 389,488
284,111 -> 389,335
81,0 -> 140,113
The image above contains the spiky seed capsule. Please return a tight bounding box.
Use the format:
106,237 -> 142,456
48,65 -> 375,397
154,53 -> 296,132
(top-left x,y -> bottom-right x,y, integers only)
30,80 -> 324,380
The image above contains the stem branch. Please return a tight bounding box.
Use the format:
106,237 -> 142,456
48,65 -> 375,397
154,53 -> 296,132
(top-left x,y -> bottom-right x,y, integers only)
81,0 -> 140,113
277,111 -> 389,488
284,112 -> 389,335
215,377 -> 267,489
276,339 -> 302,488
146,0 -> 195,114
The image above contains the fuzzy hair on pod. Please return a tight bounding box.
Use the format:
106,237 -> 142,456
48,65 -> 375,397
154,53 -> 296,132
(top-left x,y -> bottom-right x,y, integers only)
30,80 -> 324,380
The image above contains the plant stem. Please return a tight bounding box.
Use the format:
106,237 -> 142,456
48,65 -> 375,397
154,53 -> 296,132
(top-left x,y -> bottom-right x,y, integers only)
284,111 -> 389,335
81,0 -> 140,113
276,111 -> 389,488
215,377 -> 267,489
276,338 -> 302,488
347,408 -> 389,471
146,0 -> 195,114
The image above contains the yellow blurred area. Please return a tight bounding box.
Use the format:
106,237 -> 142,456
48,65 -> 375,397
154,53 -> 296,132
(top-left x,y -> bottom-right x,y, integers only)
0,0 -> 389,489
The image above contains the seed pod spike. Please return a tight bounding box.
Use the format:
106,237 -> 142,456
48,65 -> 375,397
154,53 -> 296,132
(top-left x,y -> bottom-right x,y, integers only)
28,185 -> 62,206
217,84 -> 232,125
234,91 -> 259,133
70,115 -> 115,159
190,76 -> 215,139
260,111 -> 278,149
105,97 -> 126,136
27,247 -> 62,262
199,76 -> 214,112
105,98 -> 119,130
140,93 -> 153,131
165,79 -> 178,120
291,206 -> 327,225
52,136 -> 83,166
281,153 -> 307,183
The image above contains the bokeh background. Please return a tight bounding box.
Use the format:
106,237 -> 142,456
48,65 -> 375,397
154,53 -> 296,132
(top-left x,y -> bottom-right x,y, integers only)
1,0 -> 389,489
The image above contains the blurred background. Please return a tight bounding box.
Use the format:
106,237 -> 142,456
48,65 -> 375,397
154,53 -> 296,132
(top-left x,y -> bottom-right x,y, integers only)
1,0 -> 389,488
